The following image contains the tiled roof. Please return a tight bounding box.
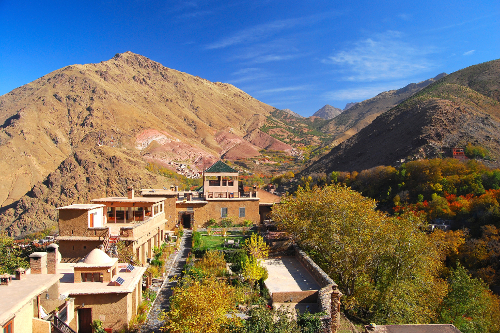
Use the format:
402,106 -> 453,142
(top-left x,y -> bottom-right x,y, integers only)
204,160 -> 238,173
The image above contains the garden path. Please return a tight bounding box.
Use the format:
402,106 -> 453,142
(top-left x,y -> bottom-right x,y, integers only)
138,230 -> 192,333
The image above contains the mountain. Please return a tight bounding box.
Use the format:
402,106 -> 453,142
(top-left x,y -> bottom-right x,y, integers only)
282,108 -> 303,118
344,102 -> 358,111
312,105 -> 343,120
320,73 -> 447,145
0,51 -> 279,236
302,59 -> 500,174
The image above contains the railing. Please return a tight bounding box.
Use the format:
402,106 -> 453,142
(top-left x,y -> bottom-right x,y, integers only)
100,229 -> 110,252
52,315 -> 76,333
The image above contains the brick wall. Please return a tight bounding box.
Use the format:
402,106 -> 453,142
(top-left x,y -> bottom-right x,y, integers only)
30,253 -> 48,274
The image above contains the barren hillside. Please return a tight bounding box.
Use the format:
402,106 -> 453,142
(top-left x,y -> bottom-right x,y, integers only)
0,51 -> 277,235
302,59 -> 500,174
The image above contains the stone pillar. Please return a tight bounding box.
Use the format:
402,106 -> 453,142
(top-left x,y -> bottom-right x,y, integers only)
30,252 -> 48,274
47,244 -> 60,274
330,288 -> 342,333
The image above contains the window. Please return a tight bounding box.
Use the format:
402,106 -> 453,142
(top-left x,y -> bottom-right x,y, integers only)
81,272 -> 103,282
221,207 -> 228,218
3,320 -> 13,333
239,207 -> 245,218
209,180 -> 220,186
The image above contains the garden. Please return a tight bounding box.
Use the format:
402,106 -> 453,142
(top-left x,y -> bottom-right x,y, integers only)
160,233 -> 325,333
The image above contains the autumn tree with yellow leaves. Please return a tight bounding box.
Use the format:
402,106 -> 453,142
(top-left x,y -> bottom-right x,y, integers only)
272,184 -> 449,323
161,277 -> 240,333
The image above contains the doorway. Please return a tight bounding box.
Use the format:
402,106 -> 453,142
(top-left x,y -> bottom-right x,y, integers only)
78,308 -> 92,333
178,211 -> 194,229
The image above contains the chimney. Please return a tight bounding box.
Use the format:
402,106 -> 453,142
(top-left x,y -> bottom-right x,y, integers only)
0,274 -> 11,286
127,187 -> 134,199
29,252 -> 48,274
15,267 -> 26,280
46,244 -> 60,274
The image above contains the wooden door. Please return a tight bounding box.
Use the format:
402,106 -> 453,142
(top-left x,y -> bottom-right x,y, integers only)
78,308 -> 92,333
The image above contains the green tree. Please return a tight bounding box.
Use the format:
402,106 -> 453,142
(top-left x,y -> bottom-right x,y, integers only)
439,265 -> 500,333
0,232 -> 29,274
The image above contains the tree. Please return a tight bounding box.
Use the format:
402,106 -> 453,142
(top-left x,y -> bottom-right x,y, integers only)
439,265 -> 500,333
244,234 -> 269,260
242,256 -> 268,284
272,185 -> 447,323
0,232 -> 29,274
161,277 -> 240,333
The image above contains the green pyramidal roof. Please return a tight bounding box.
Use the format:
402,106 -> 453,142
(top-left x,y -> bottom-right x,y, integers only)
205,160 -> 238,173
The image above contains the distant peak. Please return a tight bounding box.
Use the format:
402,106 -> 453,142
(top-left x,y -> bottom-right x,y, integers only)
312,104 -> 342,120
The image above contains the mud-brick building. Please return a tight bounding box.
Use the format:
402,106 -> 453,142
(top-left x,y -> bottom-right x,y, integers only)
57,189 -> 169,265
142,161 -> 277,229
58,248 -> 146,333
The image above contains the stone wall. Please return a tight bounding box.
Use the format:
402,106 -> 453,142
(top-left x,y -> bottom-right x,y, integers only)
271,290 -> 318,303
293,245 -> 341,333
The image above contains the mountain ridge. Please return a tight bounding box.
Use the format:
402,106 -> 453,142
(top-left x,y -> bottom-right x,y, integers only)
302,60 -> 500,175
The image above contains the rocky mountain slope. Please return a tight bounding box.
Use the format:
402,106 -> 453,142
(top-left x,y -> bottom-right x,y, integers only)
312,105 -> 343,120
320,73 -> 447,145
0,51 -> 279,235
302,59 -> 500,174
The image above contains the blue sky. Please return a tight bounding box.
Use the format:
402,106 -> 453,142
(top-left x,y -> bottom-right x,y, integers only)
1,1 -> 498,116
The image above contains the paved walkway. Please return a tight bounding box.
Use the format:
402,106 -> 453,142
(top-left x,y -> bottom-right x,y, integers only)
139,230 -> 192,333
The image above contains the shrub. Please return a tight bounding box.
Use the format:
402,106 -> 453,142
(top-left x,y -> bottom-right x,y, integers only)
297,311 -> 326,333
206,218 -> 217,227
195,250 -> 227,277
224,249 -> 248,273
193,231 -> 202,248
220,217 -> 233,227
244,234 -> 269,259
161,277 -> 240,333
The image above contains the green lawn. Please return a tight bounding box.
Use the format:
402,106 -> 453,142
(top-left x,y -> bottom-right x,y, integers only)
198,234 -> 250,250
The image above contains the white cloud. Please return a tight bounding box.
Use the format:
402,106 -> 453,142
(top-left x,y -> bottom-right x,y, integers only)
258,85 -> 311,94
323,31 -> 436,82
323,84 -> 401,101
397,13 -> 411,21
463,50 -> 476,56
228,68 -> 269,84
206,13 -> 333,49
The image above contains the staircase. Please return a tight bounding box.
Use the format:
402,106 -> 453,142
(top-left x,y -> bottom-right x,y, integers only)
107,235 -> 120,258
52,315 -> 76,333
99,229 -> 120,257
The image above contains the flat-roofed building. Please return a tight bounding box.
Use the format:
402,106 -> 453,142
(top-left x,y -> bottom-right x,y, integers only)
58,248 -> 146,333
57,188 -> 168,265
